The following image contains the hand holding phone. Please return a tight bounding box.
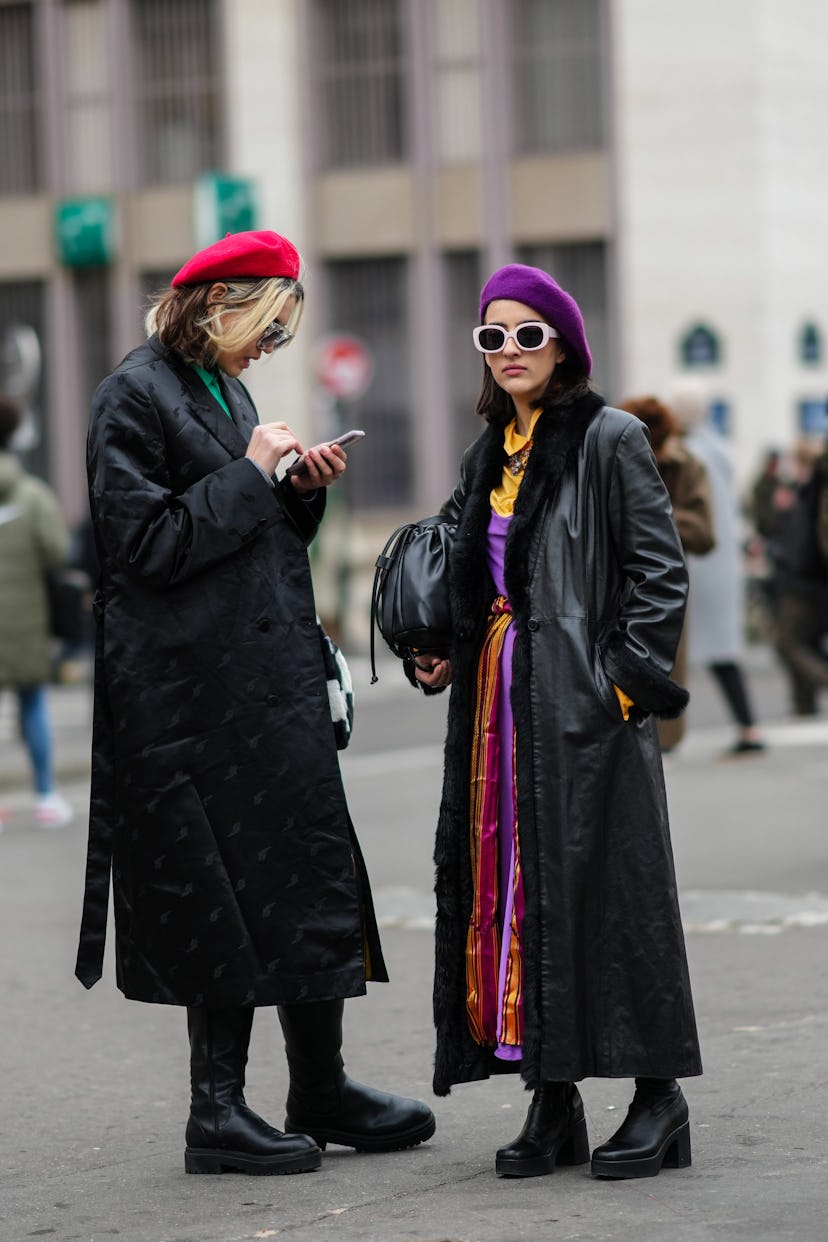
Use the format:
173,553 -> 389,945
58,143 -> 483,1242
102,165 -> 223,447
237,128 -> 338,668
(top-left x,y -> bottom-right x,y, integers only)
285,429 -> 366,478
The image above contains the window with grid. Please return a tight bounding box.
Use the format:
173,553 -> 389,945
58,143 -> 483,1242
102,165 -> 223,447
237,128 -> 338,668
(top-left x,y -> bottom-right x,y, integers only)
0,2 -> 40,193
64,0 -> 113,192
518,242 -> 610,393
311,0 -> 407,169
73,267 -> 112,403
512,0 -> 604,154
444,251 -> 484,461
431,0 -> 481,163
131,0 -> 221,185
325,258 -> 412,508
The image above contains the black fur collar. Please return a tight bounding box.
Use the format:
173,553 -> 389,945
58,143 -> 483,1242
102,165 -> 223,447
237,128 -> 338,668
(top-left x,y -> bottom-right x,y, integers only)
451,392 -> 604,633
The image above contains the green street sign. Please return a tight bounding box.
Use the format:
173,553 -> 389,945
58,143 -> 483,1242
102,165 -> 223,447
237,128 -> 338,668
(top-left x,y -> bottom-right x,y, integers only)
195,173 -> 259,247
55,197 -> 115,266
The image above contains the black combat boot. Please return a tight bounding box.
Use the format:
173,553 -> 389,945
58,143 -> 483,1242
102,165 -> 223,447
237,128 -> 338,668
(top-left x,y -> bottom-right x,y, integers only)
278,999 -> 436,1152
184,1007 -> 321,1175
590,1077 -> 691,1179
495,1082 -> 590,1177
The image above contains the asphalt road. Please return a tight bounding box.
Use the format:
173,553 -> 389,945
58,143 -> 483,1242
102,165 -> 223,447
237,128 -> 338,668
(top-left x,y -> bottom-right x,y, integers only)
1,647 -> 828,1241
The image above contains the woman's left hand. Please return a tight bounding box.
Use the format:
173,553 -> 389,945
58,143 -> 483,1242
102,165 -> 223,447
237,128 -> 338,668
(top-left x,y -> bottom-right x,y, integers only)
290,444 -> 348,493
413,652 -> 453,689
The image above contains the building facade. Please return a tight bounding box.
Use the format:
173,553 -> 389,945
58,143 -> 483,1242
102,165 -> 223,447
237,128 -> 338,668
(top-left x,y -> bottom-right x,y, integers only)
1,0 -> 826,597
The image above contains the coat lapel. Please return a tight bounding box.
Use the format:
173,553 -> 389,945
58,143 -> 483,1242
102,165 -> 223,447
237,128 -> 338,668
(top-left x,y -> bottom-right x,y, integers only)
220,377 -> 260,445
150,337 -> 252,460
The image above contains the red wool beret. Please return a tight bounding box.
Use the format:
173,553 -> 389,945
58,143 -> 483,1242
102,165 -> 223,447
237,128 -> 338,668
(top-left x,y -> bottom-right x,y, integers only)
171,230 -> 301,287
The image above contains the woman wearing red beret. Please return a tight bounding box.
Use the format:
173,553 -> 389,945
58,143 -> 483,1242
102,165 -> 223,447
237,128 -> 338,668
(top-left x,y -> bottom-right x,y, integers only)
412,264 -> 701,1180
75,229 -> 434,1175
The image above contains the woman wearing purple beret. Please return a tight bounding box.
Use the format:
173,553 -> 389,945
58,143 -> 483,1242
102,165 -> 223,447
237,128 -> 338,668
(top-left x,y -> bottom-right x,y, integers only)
414,263 -> 701,1179
75,229 -> 434,1176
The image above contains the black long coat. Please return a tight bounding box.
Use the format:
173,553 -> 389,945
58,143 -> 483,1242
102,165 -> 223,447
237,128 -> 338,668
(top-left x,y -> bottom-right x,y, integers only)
432,394 -> 702,1094
75,336 -> 387,1007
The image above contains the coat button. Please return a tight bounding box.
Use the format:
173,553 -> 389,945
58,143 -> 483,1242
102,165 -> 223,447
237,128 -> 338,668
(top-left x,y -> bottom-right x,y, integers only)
527,617 -> 540,632
267,693 -> 279,705
256,618 -> 270,632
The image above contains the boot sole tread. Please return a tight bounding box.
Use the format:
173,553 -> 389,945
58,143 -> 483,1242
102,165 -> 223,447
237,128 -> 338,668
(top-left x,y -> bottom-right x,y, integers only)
286,1116 -> 436,1153
184,1147 -> 321,1175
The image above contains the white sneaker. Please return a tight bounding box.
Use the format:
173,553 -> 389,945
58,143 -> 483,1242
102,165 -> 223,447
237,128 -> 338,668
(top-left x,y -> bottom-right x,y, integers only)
35,792 -> 74,828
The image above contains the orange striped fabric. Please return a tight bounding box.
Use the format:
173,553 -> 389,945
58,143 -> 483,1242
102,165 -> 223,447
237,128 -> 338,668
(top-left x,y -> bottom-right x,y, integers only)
465,596 -> 524,1049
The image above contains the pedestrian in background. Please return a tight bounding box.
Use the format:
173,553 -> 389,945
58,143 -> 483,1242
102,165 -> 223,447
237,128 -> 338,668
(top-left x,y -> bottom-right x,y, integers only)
770,440 -> 828,715
413,264 -> 701,1180
619,394 -> 715,754
669,382 -> 766,757
0,393 -> 74,829
75,229 -> 434,1176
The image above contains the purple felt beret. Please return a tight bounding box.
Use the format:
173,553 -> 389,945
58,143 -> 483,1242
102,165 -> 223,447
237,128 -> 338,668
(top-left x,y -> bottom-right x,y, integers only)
479,263 -> 592,375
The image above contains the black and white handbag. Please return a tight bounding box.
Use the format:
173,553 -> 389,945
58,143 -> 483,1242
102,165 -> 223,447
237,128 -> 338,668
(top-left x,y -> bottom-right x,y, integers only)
318,619 -> 354,750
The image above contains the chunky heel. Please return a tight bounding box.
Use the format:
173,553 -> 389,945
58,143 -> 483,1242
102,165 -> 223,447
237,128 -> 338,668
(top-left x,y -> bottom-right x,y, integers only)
184,1148 -> 225,1174
662,1120 -> 692,1169
557,1117 -> 590,1167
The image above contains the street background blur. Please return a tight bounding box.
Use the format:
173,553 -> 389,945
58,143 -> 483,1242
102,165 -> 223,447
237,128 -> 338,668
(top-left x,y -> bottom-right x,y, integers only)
1,0 -> 827,644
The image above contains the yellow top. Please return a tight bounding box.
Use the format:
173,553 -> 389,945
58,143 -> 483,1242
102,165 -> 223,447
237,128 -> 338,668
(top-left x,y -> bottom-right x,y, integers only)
489,408 -> 635,721
489,408 -> 543,516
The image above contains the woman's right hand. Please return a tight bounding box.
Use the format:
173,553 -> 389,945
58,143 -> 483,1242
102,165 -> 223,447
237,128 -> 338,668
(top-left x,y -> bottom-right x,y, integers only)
245,422 -> 303,477
413,652 -> 453,689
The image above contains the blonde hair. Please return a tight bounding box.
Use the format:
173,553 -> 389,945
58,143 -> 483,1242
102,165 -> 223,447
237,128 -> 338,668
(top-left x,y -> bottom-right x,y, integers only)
147,276 -> 305,368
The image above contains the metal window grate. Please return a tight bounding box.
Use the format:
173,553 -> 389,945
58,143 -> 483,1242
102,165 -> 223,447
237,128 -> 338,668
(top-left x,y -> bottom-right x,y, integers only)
65,0 -> 113,192
431,0 -> 482,162
0,2 -> 40,193
513,0 -> 604,154
519,242 -> 609,391
131,0 -> 221,185
312,0 -> 406,169
325,258 -> 413,508
444,250 -> 484,461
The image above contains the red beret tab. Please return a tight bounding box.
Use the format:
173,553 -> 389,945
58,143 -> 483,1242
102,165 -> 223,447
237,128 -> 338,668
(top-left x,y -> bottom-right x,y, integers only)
171,229 -> 300,287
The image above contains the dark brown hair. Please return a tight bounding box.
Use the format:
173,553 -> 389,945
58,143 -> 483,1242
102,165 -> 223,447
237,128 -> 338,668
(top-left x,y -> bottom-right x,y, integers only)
475,337 -> 592,428
618,395 -> 679,454
0,393 -> 22,450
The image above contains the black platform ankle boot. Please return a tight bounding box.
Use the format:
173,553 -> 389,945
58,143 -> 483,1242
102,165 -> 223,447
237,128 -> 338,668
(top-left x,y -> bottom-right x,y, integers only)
495,1082 -> 590,1178
184,1007 -> 321,1175
590,1077 -> 691,1179
278,999 -> 436,1152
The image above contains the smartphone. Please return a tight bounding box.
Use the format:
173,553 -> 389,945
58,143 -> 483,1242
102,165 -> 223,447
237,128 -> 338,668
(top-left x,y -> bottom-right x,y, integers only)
285,429 -> 366,477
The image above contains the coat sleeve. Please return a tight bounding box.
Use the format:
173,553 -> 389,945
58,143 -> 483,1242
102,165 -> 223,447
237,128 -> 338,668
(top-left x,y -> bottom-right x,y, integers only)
439,447 -> 471,524
88,373 -> 311,589
601,419 -> 690,718
671,451 -> 716,556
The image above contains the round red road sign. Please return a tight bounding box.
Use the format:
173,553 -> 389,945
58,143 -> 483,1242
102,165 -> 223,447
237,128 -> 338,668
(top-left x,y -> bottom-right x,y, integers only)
315,334 -> 373,401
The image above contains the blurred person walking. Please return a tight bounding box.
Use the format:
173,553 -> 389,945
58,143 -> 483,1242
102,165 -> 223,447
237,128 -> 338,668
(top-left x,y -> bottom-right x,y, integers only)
619,395 -> 715,754
412,264 -> 701,1180
770,441 -> 828,715
669,383 -> 766,757
0,393 -> 74,829
74,229 -> 434,1176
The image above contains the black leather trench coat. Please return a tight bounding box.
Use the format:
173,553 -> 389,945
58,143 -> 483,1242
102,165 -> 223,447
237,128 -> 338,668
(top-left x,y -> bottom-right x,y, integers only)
75,336 -> 387,1007
431,394 -> 702,1094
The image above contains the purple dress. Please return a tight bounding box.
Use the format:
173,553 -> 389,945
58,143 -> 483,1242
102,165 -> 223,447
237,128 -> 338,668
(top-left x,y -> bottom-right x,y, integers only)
485,509 -> 522,1061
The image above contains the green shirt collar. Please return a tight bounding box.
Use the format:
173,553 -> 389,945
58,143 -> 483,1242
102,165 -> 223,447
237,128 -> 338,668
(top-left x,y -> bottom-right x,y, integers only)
192,363 -> 232,420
